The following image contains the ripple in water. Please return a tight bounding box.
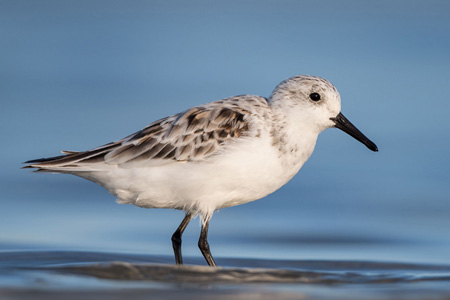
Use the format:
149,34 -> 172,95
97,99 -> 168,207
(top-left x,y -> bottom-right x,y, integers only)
2,251 -> 450,300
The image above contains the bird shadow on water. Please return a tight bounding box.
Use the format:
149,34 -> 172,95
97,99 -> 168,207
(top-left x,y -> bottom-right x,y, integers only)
2,251 -> 450,300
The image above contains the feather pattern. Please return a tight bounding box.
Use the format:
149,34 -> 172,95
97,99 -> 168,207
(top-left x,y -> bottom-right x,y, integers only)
24,95 -> 270,171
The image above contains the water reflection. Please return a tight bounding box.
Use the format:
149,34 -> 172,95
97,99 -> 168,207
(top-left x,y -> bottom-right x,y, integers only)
2,251 -> 450,300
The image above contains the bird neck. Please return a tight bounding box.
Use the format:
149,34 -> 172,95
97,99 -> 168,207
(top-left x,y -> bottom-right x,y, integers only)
269,104 -> 320,171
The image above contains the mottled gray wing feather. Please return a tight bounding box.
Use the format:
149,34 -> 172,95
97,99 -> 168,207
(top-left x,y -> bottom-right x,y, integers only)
24,95 -> 269,170
104,100 -> 254,167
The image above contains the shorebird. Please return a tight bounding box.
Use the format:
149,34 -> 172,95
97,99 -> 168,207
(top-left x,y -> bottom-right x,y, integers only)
24,75 -> 377,266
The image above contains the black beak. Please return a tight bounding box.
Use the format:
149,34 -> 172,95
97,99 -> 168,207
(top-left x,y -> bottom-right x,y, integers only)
331,112 -> 378,152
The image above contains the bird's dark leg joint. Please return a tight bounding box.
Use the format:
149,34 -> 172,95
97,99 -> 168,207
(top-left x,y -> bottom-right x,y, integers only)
171,231 -> 182,262
172,231 -> 183,265
198,238 -> 210,252
171,232 -> 182,245
172,213 -> 192,265
198,219 -> 217,267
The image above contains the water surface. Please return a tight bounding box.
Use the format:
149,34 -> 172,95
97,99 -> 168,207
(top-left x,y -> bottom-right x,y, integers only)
2,251 -> 450,300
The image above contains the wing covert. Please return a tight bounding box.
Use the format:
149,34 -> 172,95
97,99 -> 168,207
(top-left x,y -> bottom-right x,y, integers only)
104,96 -> 266,167
24,95 -> 269,170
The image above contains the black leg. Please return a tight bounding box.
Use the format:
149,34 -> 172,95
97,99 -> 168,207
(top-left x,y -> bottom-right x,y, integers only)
171,213 -> 193,265
198,218 -> 216,267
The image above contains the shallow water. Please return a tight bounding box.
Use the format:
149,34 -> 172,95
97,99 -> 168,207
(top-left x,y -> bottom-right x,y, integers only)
2,251 -> 450,300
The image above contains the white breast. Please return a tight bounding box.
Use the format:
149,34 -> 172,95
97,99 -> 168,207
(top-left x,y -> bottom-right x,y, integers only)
78,128 -> 316,220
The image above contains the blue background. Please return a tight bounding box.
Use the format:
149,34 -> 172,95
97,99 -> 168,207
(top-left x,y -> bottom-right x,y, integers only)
1,0 -> 450,264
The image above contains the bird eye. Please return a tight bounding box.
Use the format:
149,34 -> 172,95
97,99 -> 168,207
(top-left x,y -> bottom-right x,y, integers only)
309,93 -> 321,101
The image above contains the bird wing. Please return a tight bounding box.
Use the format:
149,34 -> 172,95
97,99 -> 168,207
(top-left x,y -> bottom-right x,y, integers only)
24,95 -> 269,170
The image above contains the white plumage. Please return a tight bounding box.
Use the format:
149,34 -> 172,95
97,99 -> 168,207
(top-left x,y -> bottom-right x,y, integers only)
24,75 -> 377,266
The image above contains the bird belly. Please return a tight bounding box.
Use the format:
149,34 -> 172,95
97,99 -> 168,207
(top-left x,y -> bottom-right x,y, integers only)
77,137 -> 307,219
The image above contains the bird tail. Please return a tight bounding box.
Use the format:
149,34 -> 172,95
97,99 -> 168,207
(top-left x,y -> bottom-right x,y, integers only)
23,143 -> 119,172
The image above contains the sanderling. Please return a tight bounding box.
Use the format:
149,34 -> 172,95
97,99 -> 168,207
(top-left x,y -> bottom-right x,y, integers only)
24,75 -> 377,266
